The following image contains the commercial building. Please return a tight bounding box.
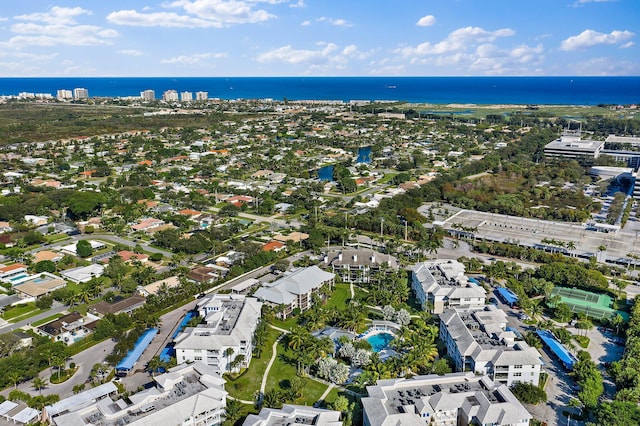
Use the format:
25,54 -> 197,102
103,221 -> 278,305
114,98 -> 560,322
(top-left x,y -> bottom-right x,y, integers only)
323,249 -> 399,284
362,372 -> 532,426
411,260 -> 486,313
253,266 -> 335,318
439,307 -> 543,386
174,294 -> 262,374
140,90 -> 155,101
544,130 -> 605,164
73,88 -> 89,99
44,362 -> 227,426
243,405 -> 343,426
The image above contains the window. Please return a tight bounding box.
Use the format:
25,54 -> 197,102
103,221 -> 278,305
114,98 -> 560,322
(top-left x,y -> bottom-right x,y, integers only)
513,372 -> 522,377
513,365 -> 522,368
194,356 -> 202,361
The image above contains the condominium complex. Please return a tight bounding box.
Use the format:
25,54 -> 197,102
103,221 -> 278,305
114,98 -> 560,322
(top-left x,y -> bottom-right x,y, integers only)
140,90 -> 155,101
162,90 -> 179,102
181,91 -> 193,102
439,307 -> 543,386
73,88 -> 89,99
253,266 -> 335,318
174,294 -> 262,373
362,372 -> 532,426
44,362 -> 227,426
323,249 -> 399,284
243,404 -> 343,426
196,91 -> 208,101
411,260 -> 486,313
56,89 -> 73,99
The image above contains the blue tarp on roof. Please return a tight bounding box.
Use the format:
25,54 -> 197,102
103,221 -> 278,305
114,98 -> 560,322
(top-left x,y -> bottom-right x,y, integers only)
116,328 -> 157,372
496,287 -> 518,306
536,329 -> 577,370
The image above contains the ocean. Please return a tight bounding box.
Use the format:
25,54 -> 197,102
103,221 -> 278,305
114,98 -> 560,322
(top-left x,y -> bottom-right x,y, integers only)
0,76 -> 638,105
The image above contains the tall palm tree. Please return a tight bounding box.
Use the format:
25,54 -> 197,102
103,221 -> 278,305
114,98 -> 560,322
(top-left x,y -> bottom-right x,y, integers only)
32,377 -> 47,394
7,372 -> 22,389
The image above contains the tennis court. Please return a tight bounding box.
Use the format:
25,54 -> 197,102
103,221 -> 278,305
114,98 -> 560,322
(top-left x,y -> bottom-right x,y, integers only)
551,287 -> 629,321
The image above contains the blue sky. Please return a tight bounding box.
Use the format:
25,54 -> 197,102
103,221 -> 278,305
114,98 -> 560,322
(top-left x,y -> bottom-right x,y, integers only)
0,0 -> 637,76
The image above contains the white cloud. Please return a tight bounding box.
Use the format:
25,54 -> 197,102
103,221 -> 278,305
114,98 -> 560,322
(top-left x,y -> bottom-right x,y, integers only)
317,17 -> 352,27
621,41 -> 635,49
301,20 -> 311,26
119,49 -> 143,56
560,29 -> 634,50
3,23 -> 117,47
165,0 -> 276,24
14,6 -> 91,25
397,26 -> 515,57
290,0 -> 305,7
161,52 -> 227,64
416,15 -> 436,27
107,10 -> 223,28
256,42 -> 338,64
570,0 -> 616,7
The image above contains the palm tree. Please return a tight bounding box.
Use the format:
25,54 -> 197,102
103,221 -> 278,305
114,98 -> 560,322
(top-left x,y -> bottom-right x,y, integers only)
7,372 -> 22,389
147,356 -> 162,376
224,398 -> 243,425
224,348 -> 235,371
32,377 -> 47,394
287,327 -> 308,351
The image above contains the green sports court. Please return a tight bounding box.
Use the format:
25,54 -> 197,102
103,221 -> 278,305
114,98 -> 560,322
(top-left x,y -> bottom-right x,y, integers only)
550,287 -> 629,321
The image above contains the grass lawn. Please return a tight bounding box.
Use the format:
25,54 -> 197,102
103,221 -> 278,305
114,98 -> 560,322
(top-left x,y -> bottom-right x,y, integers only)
271,316 -> 298,331
265,341 -> 330,405
325,283 -> 351,309
2,303 -> 39,320
31,313 -> 65,327
225,327 -> 281,401
378,173 -> 399,184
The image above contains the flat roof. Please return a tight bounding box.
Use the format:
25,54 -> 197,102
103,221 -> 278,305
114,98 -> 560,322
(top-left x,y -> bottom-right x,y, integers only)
116,328 -> 158,372
536,330 -> 576,370
496,287 -> 518,305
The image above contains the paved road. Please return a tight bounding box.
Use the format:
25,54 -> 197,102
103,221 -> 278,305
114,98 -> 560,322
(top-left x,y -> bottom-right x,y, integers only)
36,233 -> 175,258
0,301 -> 67,335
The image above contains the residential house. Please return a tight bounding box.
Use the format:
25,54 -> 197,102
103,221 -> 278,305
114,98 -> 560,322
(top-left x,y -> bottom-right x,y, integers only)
187,266 -> 219,284
14,273 -> 67,299
61,264 -> 105,283
116,250 -> 149,263
0,222 -> 12,233
131,218 -> 166,233
138,276 -> 181,297
90,295 -> 146,317
37,311 -> 99,344
174,294 -> 262,373
33,250 -> 64,263
0,263 -> 27,283
262,241 -> 285,252
254,266 -> 335,318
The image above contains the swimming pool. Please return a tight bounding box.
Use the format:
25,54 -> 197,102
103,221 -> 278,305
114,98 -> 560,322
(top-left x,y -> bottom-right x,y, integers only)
367,332 -> 394,352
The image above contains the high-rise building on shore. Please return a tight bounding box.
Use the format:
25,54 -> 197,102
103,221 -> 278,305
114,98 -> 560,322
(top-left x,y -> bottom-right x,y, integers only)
140,89 -> 155,101
73,88 -> 89,100
163,90 -> 179,102
196,91 -> 208,101
180,91 -> 193,102
56,89 -> 72,100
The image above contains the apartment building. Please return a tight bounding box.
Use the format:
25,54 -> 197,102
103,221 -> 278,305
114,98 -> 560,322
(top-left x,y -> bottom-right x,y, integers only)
362,372 -> 532,426
162,90 -> 179,102
253,266 -> 335,318
323,249 -> 399,284
73,88 -> 89,99
243,405 -> 342,426
411,260 -> 486,313
140,90 -> 155,101
439,307 -> 543,386
174,294 -> 262,374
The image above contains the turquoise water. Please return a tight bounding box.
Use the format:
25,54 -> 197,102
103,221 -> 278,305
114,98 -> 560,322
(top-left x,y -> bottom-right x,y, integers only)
367,332 -> 394,352
9,274 -> 28,282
